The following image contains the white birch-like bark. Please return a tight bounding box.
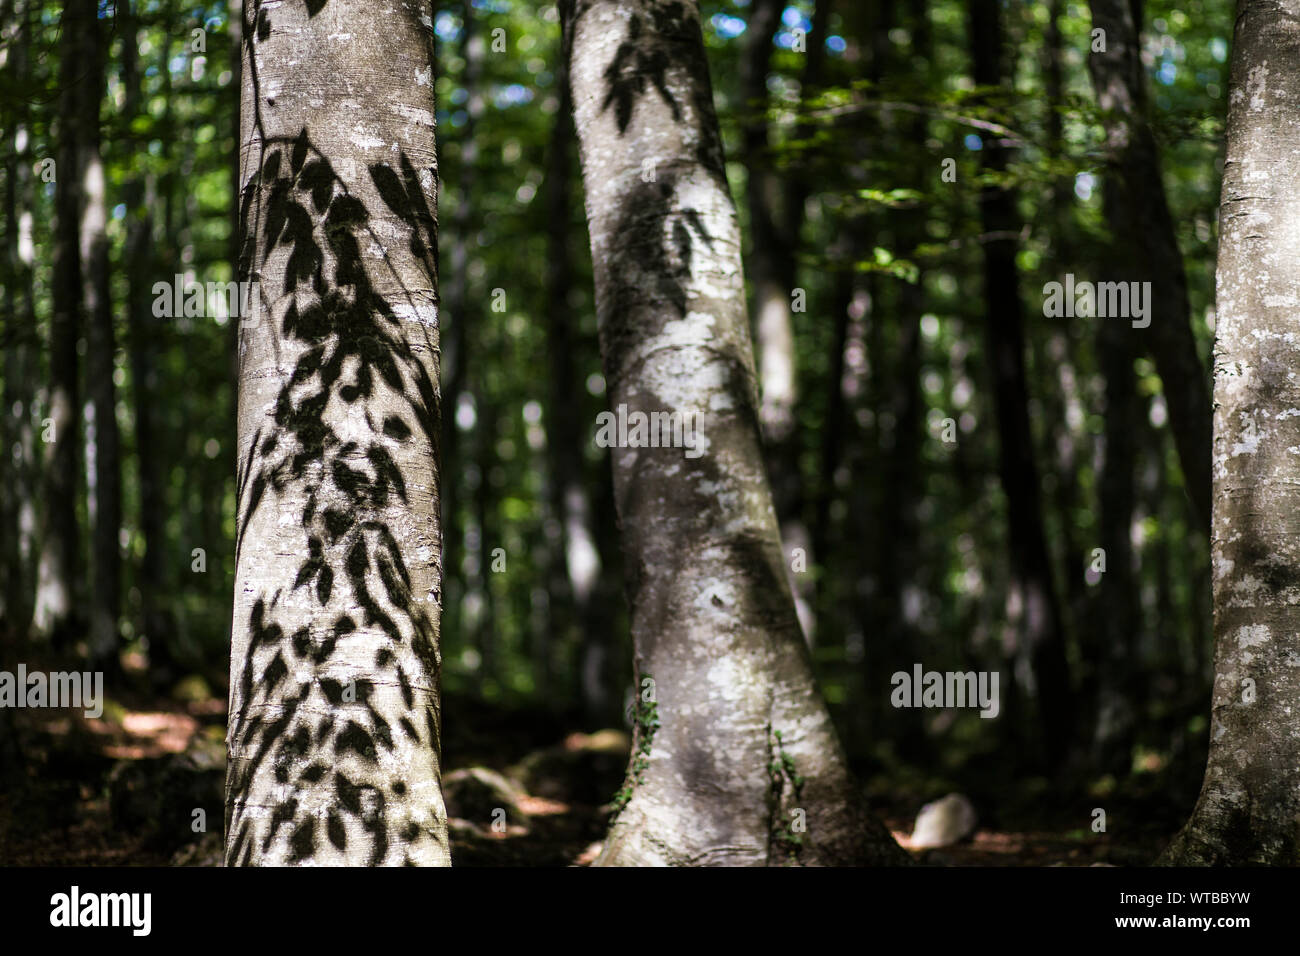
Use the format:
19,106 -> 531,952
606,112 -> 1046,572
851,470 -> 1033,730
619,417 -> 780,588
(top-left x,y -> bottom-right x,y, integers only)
1162,0 -> 1300,865
225,0 -> 448,866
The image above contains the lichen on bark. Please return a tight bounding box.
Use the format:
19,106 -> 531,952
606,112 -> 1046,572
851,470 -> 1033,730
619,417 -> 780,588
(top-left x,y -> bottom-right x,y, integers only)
1160,0 -> 1300,866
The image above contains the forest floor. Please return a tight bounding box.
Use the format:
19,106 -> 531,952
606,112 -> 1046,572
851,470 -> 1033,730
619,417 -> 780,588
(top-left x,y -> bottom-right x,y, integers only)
0,649 -> 1191,866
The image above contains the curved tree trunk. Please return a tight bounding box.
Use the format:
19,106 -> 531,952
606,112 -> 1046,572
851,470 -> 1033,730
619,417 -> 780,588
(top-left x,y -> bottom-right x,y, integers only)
1087,0 -> 1212,532
969,0 -> 1074,766
563,0 -> 905,866
1160,0 -> 1300,865
35,0 -> 88,646
225,0 -> 449,866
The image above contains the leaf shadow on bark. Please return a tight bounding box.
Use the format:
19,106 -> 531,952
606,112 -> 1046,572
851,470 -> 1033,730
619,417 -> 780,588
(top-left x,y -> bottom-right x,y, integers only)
226,0 -> 444,866
565,0 -> 894,863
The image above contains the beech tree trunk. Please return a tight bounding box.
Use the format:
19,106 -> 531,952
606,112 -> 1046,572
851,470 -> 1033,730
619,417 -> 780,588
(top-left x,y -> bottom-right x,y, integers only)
76,0 -> 121,672
1084,0 -> 1144,761
969,0 -> 1074,765
1161,0 -> 1300,865
225,0 -> 449,866
543,38 -> 618,723
437,0 -> 483,667
740,0 -> 796,453
1,0 -> 36,636
34,0 -> 88,645
1091,313 -> 1138,770
121,0 -> 170,684
1087,0 -> 1212,531
563,0 -> 905,866
739,0 -> 815,641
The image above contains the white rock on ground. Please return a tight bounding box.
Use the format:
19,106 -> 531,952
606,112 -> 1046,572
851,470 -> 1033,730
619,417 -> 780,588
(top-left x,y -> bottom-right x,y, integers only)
910,793 -> 978,848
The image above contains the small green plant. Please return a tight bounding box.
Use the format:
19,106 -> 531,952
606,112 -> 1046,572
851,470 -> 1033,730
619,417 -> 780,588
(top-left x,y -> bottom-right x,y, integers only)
609,676 -> 660,820
770,729 -> 806,862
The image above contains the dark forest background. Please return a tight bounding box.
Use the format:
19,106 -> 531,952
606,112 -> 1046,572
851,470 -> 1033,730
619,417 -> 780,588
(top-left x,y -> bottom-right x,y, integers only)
0,0 -> 1227,864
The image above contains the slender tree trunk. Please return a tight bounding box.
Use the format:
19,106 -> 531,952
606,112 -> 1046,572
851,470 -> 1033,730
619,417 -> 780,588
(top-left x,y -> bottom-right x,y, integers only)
1091,313 -> 1138,770
1084,16 -> 1146,759
1040,0 -> 1090,655
74,0 -> 121,672
1145,437 -> 1179,712
797,0 -> 839,574
121,0 -> 170,682
873,0 -> 930,761
225,0 -> 449,866
739,0 -> 815,641
474,391 -> 497,685
811,267 -> 852,568
784,0 -> 831,248
35,0 -> 88,647
1160,0 -> 1300,865
438,0 -> 484,664
968,0 -> 1074,764
564,0 -> 905,866
740,0 -> 795,451
230,0 -> 243,268
543,39 -> 616,723
848,0 -> 894,735
0,0 -> 14,629
2,0 -> 36,636
1044,0 -> 1072,260
228,0 -> 244,603
1087,0 -> 1212,532
806,0 -> 853,577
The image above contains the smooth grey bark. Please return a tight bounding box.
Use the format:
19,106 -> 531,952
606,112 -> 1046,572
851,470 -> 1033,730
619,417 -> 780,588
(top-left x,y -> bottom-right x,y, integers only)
564,0 -> 905,866
34,0 -> 88,646
1087,0 -> 1212,532
225,0 -> 448,866
1160,0 -> 1300,865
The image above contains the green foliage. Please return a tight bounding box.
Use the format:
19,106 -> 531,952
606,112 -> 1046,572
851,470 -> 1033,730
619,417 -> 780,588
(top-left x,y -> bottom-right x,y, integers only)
0,0 -> 1226,793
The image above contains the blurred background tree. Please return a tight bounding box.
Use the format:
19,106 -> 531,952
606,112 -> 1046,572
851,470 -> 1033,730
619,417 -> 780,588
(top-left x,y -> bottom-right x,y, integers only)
0,0 -> 1231,864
